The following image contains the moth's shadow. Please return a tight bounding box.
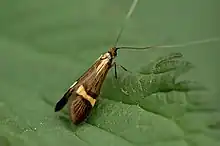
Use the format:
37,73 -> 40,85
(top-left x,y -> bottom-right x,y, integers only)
0,136 -> 10,146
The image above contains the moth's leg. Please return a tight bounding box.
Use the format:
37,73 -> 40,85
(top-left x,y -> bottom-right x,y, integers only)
112,62 -> 132,79
117,64 -> 132,73
111,62 -> 117,79
118,64 -> 128,72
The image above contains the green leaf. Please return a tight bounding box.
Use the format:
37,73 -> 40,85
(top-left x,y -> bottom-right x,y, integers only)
139,52 -> 184,74
1,0 -> 220,146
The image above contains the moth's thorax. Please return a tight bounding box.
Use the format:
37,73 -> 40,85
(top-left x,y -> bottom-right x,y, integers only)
96,52 -> 112,73
101,52 -> 112,60
108,47 -> 117,59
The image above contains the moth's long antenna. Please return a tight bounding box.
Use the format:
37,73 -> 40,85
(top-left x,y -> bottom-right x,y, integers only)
113,0 -> 139,47
117,37 -> 220,50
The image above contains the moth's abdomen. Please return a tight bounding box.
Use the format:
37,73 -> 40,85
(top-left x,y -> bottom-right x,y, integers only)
68,96 -> 93,124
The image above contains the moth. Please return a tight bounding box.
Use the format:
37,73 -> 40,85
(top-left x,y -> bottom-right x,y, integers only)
54,0 -> 140,125
54,0 -> 220,124
54,47 -> 125,124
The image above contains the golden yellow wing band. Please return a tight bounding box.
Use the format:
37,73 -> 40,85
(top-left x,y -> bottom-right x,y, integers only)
76,85 -> 96,107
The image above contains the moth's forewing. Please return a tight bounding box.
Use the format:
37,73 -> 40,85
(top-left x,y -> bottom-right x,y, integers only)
80,55 -> 112,98
68,56 -> 112,124
55,53 -> 113,124
54,59 -> 100,112
68,95 -> 93,124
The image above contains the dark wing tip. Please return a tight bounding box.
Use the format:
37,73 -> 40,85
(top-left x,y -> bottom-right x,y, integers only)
54,102 -> 62,112
54,93 -> 70,112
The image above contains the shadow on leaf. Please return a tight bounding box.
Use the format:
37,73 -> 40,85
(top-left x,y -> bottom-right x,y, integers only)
0,136 -> 10,146
58,115 -> 79,132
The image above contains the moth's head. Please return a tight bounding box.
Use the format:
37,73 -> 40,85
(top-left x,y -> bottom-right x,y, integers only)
108,47 -> 118,59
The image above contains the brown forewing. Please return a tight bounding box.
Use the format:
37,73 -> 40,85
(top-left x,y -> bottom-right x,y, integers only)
67,55 -> 112,124
68,95 -> 93,124
73,55 -> 112,99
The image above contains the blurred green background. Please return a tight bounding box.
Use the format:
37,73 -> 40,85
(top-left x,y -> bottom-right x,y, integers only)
0,0 -> 220,146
